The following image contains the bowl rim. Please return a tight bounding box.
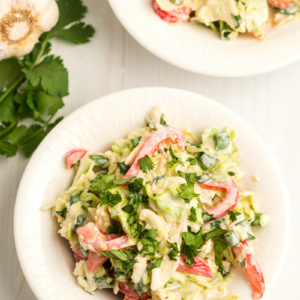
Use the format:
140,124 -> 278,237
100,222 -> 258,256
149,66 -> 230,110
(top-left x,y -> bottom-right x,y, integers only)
14,87 -> 291,299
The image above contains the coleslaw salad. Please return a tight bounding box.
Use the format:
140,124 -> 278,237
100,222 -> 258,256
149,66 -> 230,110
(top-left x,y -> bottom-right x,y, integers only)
49,106 -> 268,300
152,0 -> 300,40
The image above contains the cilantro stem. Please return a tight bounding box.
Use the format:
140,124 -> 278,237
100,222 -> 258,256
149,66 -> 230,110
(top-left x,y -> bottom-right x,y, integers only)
22,114 -> 54,144
0,120 -> 17,138
0,37 -> 49,105
31,37 -> 50,69
0,76 -> 25,104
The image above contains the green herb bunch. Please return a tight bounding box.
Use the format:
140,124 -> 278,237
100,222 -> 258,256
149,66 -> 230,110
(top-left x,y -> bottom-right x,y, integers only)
0,0 -> 95,158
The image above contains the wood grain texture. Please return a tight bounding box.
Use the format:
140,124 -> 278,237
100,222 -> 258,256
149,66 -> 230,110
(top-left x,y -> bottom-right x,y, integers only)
0,0 -> 299,299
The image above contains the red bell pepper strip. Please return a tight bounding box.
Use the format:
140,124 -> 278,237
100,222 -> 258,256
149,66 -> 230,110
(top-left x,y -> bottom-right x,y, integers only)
268,0 -> 291,8
124,127 -> 185,178
152,0 -> 191,23
88,251 -> 109,273
198,177 -> 239,221
76,222 -> 130,251
119,282 -> 150,300
177,255 -> 213,278
233,241 -> 265,299
73,246 -> 88,262
66,148 -> 87,169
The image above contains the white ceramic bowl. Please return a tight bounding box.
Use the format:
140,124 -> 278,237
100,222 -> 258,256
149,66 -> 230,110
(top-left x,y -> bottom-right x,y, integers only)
108,0 -> 300,77
14,87 -> 289,300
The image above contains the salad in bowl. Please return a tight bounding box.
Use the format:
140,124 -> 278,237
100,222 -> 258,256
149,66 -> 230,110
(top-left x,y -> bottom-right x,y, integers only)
152,0 -> 300,40
48,106 -> 268,300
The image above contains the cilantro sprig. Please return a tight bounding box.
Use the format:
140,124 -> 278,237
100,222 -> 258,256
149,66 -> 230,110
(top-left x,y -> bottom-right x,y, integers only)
181,227 -> 203,266
0,0 -> 95,158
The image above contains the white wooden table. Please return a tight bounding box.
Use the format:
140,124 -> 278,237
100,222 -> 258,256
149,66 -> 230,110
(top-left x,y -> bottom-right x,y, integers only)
1,1 -> 299,299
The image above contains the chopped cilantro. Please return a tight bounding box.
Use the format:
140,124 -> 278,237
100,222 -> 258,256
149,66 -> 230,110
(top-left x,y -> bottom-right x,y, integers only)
89,174 -> 132,193
203,228 -> 227,241
202,212 -> 215,223
101,249 -> 137,274
106,222 -> 124,235
181,227 -> 203,266
168,242 -> 180,261
128,177 -> 144,193
100,191 -> 122,207
214,238 -> 227,268
178,171 -> 198,203
188,207 -> 197,222
188,157 -> 197,165
101,249 -> 137,261
130,136 -> 142,149
228,210 -> 237,222
149,256 -> 164,272
116,161 -> 130,175
166,147 -> 184,168
138,155 -> 155,173
122,204 -> 134,214
139,229 -> 160,259
210,220 -> 222,229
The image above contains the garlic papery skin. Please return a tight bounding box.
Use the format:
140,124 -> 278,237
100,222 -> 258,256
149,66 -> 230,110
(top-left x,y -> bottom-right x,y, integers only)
0,0 -> 59,61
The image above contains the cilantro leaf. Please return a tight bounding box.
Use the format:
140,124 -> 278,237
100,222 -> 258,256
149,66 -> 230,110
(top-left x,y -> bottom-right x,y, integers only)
23,56 -> 69,97
166,147 -> 184,168
188,157 -> 197,165
101,249 -> 137,261
100,191 -> 122,207
90,175 -> 115,192
128,177 -> 144,193
138,155 -> 155,173
20,117 -> 63,157
181,227 -> 203,266
203,228 -> 227,241
149,256 -> 163,271
202,212 -> 215,223
178,173 -> 198,203
51,22 -> 95,44
168,242 -> 180,261
0,57 -> 23,90
228,210 -> 237,222
188,207 -> 197,222
35,90 -> 64,116
214,238 -> 228,269
0,94 -> 17,123
0,140 -> 18,157
139,229 -> 160,258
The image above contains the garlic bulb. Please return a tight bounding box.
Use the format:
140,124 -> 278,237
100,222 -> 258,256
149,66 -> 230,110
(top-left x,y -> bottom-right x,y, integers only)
0,0 -> 59,60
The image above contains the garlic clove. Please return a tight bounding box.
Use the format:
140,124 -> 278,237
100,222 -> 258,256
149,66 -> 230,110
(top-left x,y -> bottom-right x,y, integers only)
0,0 -> 59,60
